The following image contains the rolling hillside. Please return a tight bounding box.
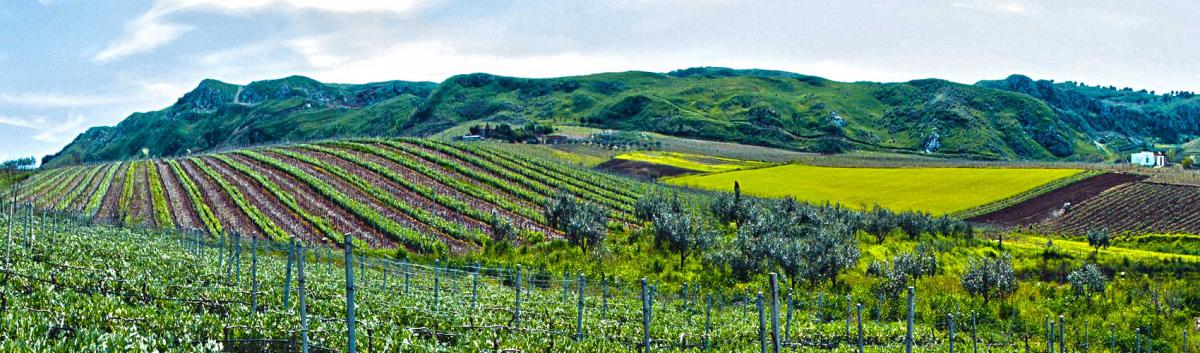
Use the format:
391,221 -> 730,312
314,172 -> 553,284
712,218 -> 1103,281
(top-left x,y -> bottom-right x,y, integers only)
56,67 -> 1200,167
18,138 -> 649,254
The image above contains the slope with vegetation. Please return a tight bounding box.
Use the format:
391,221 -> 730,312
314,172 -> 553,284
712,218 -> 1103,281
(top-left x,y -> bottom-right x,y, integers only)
57,67 -> 1200,167
19,138 -> 648,255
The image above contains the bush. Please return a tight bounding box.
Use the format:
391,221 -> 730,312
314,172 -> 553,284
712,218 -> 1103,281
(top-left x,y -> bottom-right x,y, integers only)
961,254 -> 1017,305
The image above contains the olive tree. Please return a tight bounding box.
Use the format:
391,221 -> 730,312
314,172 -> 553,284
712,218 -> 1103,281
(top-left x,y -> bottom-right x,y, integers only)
961,254 -> 1017,305
652,206 -> 717,267
868,245 -> 938,297
490,210 -> 518,242
1067,263 -> 1108,304
545,190 -> 609,252
1087,229 -> 1111,255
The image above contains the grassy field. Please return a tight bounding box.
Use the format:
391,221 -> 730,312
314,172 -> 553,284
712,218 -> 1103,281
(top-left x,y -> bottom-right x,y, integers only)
613,151 -> 773,173
664,164 -> 1084,214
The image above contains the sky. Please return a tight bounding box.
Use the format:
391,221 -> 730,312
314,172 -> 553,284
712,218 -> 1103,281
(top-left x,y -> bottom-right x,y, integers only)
1,0 -> 1198,162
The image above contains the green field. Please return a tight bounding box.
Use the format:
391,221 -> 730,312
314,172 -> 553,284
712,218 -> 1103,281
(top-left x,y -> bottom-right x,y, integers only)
664,164 -> 1083,214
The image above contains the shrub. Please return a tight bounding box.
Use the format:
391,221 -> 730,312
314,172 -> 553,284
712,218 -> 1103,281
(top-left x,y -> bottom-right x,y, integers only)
961,254 -> 1017,305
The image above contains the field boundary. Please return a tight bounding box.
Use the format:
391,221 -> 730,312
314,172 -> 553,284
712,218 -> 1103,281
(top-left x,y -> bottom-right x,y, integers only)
951,170 -> 1101,219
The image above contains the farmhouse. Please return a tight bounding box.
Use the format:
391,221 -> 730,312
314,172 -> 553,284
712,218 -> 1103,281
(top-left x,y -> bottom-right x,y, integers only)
1130,151 -> 1166,167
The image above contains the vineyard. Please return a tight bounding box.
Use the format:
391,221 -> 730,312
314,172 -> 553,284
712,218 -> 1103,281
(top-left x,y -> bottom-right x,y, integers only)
2,209 -> 1196,352
12,138 -> 650,254
1037,181 -> 1200,235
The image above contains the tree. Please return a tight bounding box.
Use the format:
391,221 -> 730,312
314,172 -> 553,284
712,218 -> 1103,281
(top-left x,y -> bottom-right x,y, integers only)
0,157 -> 35,171
1087,229 -> 1111,255
867,245 -> 938,297
490,211 -> 517,243
710,183 -> 745,226
799,221 -> 861,286
1067,263 -> 1108,305
544,189 -> 608,252
961,255 -> 1017,305
652,205 -> 716,267
862,205 -> 898,244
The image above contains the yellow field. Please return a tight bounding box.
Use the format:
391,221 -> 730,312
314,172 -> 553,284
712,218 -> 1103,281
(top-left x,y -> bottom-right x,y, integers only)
614,151 -> 773,173
664,164 -> 1083,214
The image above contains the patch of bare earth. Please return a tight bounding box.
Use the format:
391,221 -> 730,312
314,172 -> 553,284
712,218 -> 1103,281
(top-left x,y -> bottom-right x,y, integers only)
94,163 -> 128,224
179,159 -> 259,237
202,156 -> 316,241
156,161 -> 201,230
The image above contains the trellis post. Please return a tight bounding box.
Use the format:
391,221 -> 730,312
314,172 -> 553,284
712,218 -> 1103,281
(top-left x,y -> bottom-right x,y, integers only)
757,291 -> 766,353
284,239 -> 295,309
784,292 -> 793,343
641,278 -> 651,353
950,314 -> 956,353
439,256 -> 444,314
471,263 -> 479,312
576,273 -> 585,341
297,245 -> 309,353
705,294 -> 712,351
846,295 -> 852,338
1059,315 -> 1064,353
906,286 -> 914,353
234,232 -> 242,285
250,237 -> 259,313
770,273 -> 781,353
602,276 -> 609,321
973,311 -> 979,353
856,303 -> 864,353
404,260 -> 411,295
514,265 -> 522,328
344,233 -> 357,353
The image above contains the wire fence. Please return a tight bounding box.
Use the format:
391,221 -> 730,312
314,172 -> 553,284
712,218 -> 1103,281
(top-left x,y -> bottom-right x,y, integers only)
0,193 -> 1191,352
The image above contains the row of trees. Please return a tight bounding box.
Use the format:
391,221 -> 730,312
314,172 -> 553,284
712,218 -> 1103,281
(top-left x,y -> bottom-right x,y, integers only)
467,122 -> 555,143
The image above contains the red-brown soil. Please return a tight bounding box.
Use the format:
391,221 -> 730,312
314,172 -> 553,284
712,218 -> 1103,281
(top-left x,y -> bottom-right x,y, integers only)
968,173 -> 1147,228
155,161 -> 200,230
594,158 -> 697,179
179,159 -> 259,237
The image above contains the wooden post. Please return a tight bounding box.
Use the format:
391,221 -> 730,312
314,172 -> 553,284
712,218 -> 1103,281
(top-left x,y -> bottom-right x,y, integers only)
1059,315 -> 1064,353
471,263 -> 479,313
950,314 -> 956,353
602,276 -> 609,321
784,293 -> 793,344
642,278 -> 651,353
576,273 -> 585,341
973,311 -> 979,353
297,245 -> 309,353
439,259 -> 444,314
906,286 -> 914,353
234,233 -> 242,285
1136,328 -> 1141,353
856,303 -> 863,353
757,291 -> 766,353
250,237 -> 259,312
705,294 -> 712,352
846,295 -> 852,338
284,239 -> 294,309
344,233 -> 357,353
514,266 -> 522,328
770,273 -> 781,353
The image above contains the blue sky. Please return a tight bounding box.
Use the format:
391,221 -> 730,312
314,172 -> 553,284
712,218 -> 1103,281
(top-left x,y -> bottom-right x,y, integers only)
1,0 -> 1197,162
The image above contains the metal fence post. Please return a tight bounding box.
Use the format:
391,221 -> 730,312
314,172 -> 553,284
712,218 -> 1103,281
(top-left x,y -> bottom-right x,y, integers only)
297,245 -> 309,353
906,286 -> 915,353
705,294 -> 712,351
1059,315 -> 1064,353
576,273 -> 585,341
856,303 -> 864,353
281,238 -> 294,309
514,266 -> 522,328
439,258 -> 444,312
344,233 -> 357,353
234,233 -> 242,285
250,237 -> 259,312
757,291 -> 766,353
770,273 -> 780,353
950,314 -> 956,353
642,278 -> 651,353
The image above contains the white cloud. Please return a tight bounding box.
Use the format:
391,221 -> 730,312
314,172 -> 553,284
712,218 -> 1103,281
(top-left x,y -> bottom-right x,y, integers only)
93,0 -> 427,63
32,114 -> 88,143
0,92 -> 131,107
0,115 -> 46,129
0,114 -> 86,143
952,0 -> 1028,14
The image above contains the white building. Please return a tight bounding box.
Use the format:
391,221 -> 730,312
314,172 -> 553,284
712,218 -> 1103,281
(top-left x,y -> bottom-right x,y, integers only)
1130,151 -> 1166,167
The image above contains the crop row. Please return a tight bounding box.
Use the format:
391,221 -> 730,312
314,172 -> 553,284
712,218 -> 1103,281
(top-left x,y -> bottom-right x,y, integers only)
191,157 -> 291,242
1039,182 -> 1200,235
168,160 -> 224,236
146,160 -> 175,227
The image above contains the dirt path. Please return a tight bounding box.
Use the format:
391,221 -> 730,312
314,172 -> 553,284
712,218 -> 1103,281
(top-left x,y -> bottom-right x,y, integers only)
202,156 -> 315,241
94,163 -> 128,224
132,162 -> 155,227
179,158 -> 259,237
156,161 -> 200,230
968,173 -> 1147,228
225,153 -> 385,247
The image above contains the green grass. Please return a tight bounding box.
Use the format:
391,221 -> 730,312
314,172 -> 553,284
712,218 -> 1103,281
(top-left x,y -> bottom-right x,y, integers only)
145,162 -> 174,227
614,151 -> 773,173
665,164 -> 1085,214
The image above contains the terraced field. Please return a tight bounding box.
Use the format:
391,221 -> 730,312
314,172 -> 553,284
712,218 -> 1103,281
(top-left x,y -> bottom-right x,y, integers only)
15,138 -> 650,253
1037,181 -> 1200,235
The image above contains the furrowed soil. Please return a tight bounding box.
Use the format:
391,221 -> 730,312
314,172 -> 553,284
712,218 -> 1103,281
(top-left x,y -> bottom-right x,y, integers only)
968,173 -> 1147,228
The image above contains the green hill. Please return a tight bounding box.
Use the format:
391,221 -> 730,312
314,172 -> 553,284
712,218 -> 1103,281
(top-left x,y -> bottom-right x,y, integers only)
53,67 -> 1200,167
